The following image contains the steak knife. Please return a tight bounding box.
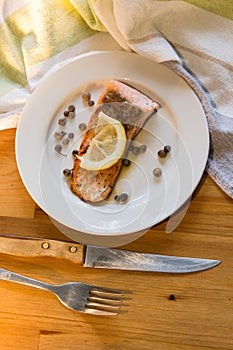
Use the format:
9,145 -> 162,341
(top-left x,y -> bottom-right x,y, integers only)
0,234 -> 221,273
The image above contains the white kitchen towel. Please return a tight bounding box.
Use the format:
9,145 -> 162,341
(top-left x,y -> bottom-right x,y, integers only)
94,0 -> 233,198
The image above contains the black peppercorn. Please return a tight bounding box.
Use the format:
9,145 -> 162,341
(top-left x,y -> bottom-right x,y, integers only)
158,149 -> 166,158
68,105 -> 75,112
122,158 -> 131,166
164,145 -> 171,153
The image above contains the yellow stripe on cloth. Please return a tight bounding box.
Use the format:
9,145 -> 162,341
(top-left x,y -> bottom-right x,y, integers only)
0,0 -> 98,96
69,0 -> 106,31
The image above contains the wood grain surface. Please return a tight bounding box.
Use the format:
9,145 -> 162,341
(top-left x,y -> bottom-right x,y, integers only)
0,128 -> 232,350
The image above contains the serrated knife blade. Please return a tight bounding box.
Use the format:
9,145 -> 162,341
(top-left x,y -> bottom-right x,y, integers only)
0,234 -> 221,273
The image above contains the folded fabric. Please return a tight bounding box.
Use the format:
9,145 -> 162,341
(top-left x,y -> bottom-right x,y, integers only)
0,0 -> 121,116
0,0 -> 232,199
94,0 -> 233,199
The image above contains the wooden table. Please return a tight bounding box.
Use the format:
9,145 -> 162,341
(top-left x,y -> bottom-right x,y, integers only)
0,127 -> 232,350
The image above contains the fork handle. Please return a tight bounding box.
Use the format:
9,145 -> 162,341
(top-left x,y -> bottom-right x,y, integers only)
0,267 -> 53,292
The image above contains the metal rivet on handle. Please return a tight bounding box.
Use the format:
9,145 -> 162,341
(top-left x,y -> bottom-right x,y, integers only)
41,242 -> 50,250
69,246 -> 78,253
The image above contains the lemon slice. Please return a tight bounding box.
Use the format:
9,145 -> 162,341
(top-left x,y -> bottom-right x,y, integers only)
80,111 -> 126,170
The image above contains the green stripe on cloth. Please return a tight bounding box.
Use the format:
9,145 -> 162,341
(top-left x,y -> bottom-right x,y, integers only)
156,0 -> 233,20
0,0 -> 99,96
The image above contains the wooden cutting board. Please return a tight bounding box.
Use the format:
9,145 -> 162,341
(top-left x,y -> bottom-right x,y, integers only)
0,127 -> 233,350
0,129 -> 35,218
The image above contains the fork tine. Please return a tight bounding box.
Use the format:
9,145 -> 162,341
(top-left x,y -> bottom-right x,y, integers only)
90,289 -> 124,300
88,296 -> 122,305
91,286 -> 124,295
87,301 -> 121,310
85,287 -> 125,316
86,301 -> 121,314
84,307 -> 119,316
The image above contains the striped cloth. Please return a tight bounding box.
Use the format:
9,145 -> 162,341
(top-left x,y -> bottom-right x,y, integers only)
0,0 -> 232,198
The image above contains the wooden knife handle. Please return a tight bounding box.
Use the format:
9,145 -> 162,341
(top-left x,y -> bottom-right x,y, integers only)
0,235 -> 85,264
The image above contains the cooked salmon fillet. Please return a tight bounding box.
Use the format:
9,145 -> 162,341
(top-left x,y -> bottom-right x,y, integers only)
70,80 -> 160,202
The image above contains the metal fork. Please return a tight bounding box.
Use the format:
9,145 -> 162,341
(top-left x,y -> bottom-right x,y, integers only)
0,267 -> 124,316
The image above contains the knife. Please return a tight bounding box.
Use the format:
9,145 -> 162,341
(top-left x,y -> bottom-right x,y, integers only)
0,234 -> 221,273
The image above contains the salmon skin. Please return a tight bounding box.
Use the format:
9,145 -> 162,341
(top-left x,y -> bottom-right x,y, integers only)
70,80 -> 160,203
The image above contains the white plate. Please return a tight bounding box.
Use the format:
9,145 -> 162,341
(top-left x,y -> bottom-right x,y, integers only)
16,51 -> 209,246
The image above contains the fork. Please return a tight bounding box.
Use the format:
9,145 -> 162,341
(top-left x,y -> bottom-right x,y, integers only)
0,267 -> 124,316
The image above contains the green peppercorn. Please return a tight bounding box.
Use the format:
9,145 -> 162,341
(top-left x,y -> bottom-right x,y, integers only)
68,111 -> 75,118
54,131 -> 62,141
119,192 -> 128,202
132,146 -> 140,155
115,192 -> 128,203
153,168 -> 162,177
128,143 -> 134,152
139,144 -> 147,153
62,137 -> 69,145
54,144 -> 67,156
55,144 -> 62,153
68,132 -> 75,139
79,123 -> 87,131
58,118 -> 67,126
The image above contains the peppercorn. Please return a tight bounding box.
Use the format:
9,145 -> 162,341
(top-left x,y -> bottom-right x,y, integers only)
139,144 -> 147,153
119,192 -> 128,202
158,149 -> 166,158
132,146 -> 140,155
68,105 -> 75,112
115,192 -> 128,203
164,145 -> 171,153
68,132 -> 75,139
55,144 -> 62,153
54,131 -> 66,141
153,168 -> 162,177
72,149 -> 79,157
88,100 -> 95,107
128,143 -> 134,152
79,123 -> 87,131
82,92 -> 91,102
62,137 -> 69,145
122,158 -> 131,166
63,169 -> 72,177
68,111 -> 75,118
58,118 -> 67,126
114,194 -> 121,202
